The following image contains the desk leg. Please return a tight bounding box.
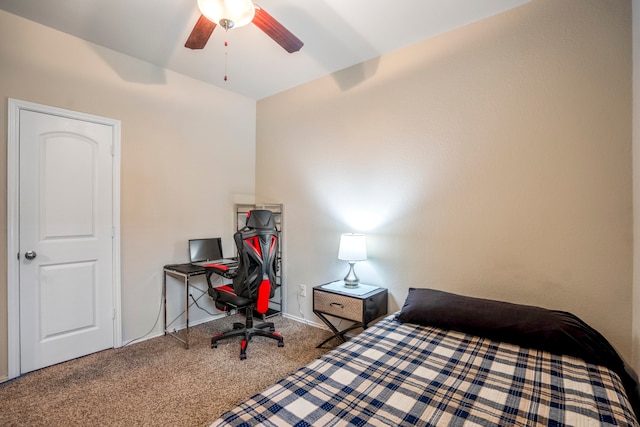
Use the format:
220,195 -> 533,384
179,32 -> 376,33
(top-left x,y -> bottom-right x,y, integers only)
184,275 -> 190,349
163,269 -> 190,349
163,271 -> 167,337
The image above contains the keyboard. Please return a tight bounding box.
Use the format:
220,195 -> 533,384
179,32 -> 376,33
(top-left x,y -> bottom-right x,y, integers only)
191,259 -> 237,267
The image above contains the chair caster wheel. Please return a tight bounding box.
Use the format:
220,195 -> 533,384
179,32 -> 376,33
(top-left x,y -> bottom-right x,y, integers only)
240,353 -> 246,360
211,343 -> 218,349
278,341 -> 284,347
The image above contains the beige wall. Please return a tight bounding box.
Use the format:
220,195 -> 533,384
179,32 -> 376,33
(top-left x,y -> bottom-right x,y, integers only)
0,11 -> 256,379
257,0 -> 633,358
0,0 -> 634,379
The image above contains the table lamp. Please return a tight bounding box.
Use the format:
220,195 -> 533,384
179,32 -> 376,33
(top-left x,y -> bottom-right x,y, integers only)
338,233 -> 367,288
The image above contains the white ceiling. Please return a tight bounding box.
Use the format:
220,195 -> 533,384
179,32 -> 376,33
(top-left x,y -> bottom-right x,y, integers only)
0,0 -> 530,100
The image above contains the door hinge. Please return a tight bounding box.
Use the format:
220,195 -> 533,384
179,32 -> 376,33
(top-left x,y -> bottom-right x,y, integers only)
112,308 -> 116,319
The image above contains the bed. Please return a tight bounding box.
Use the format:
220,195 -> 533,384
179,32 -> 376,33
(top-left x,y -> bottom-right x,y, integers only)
211,288 -> 640,426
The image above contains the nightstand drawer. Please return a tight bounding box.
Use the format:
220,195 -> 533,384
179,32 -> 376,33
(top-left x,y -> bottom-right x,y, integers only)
313,290 -> 363,322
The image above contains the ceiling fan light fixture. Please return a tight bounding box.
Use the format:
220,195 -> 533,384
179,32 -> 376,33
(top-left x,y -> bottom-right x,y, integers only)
197,0 -> 256,29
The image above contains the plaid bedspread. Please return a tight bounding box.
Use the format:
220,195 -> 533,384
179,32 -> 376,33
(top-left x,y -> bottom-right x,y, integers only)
211,316 -> 639,426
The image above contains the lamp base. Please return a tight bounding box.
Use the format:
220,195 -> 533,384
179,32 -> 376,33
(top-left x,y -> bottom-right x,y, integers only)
343,261 -> 360,288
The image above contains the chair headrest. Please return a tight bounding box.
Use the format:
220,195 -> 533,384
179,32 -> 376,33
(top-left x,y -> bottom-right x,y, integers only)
246,210 -> 275,229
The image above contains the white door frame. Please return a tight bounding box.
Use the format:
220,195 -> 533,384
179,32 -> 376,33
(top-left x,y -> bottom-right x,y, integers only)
6,98 -> 122,380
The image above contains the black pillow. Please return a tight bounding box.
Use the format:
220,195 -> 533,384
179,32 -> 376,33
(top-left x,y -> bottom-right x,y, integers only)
396,288 -> 626,382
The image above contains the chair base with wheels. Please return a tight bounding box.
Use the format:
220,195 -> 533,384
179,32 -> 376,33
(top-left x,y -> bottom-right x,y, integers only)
208,284 -> 284,360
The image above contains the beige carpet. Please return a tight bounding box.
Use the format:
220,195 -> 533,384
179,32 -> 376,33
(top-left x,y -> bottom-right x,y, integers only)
0,314 -> 335,427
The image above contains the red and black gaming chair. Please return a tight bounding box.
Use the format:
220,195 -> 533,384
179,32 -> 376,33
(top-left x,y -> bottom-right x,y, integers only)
205,209 -> 283,360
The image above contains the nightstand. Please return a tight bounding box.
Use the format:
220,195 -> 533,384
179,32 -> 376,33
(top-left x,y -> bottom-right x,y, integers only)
313,280 -> 388,348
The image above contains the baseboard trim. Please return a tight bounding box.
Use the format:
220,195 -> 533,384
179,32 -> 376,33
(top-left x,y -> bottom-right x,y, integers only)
124,312 -> 329,347
282,313 -> 326,330
123,312 -> 228,347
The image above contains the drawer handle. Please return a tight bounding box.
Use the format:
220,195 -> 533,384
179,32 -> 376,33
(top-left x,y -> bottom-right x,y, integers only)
329,302 -> 344,308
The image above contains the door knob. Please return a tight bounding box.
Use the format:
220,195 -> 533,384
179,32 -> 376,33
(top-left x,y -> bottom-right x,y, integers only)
24,250 -> 37,260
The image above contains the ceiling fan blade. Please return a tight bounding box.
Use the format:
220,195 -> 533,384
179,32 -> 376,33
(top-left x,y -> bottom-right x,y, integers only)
185,14 -> 217,49
252,6 -> 303,53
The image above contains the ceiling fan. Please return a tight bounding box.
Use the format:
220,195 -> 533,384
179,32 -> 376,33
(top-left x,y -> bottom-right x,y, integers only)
185,0 -> 304,53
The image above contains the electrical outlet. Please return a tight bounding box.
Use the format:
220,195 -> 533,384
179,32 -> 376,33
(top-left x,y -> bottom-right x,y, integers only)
299,284 -> 307,297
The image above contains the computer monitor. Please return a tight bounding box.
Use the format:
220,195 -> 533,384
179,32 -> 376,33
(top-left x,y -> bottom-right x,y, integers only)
189,237 -> 223,263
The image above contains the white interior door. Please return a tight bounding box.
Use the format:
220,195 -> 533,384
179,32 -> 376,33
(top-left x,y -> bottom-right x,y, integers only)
17,108 -> 117,374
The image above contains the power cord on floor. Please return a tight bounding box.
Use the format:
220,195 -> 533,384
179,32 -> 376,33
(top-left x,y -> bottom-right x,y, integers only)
122,291 -> 164,347
122,283 -> 216,346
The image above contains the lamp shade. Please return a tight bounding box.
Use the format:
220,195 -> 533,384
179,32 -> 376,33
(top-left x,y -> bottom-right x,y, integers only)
338,233 -> 367,262
197,0 -> 256,29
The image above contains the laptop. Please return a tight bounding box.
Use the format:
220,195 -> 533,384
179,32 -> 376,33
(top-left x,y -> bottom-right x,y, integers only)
189,238 -> 237,267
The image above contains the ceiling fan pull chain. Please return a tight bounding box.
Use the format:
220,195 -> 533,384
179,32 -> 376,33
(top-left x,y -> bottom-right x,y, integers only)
224,40 -> 229,82
224,38 -> 228,81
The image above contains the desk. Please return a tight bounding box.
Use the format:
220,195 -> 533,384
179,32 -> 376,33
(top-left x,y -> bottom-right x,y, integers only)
163,264 -> 206,349
163,262 -> 237,349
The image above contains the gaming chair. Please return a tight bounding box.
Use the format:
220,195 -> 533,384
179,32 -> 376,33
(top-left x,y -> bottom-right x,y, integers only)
206,209 -> 283,360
